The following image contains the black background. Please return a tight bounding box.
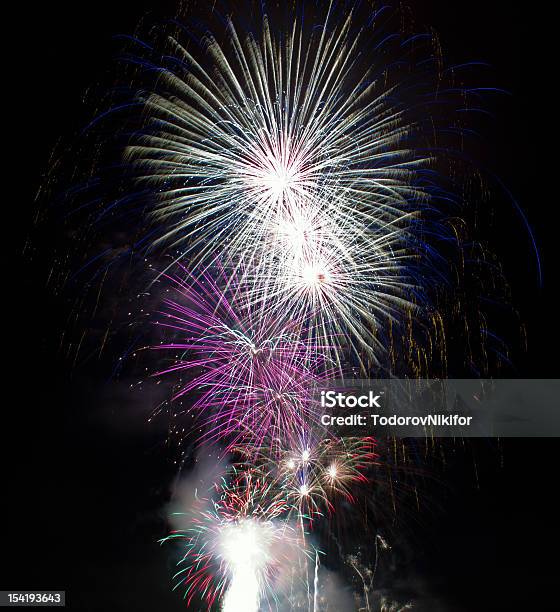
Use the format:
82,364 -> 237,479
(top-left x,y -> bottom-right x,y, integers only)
4,1 -> 559,610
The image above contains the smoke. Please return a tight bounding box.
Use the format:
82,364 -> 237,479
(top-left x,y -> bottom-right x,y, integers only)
167,449 -> 229,529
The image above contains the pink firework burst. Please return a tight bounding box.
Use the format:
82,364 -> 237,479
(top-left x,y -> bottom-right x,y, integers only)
154,264 -> 336,451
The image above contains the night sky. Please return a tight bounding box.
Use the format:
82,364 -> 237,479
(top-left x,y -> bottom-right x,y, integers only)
4,1 -> 560,610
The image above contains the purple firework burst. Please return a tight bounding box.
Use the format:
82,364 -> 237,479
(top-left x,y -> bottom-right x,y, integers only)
154,264 -> 336,451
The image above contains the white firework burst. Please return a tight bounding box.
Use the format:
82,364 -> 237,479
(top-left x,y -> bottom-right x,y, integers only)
126,5 -> 434,365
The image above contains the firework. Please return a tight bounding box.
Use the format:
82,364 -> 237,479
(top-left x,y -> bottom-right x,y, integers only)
240,185 -> 420,369
154,263 -> 337,450
126,12 -> 426,259
125,3 -> 451,369
235,434 -> 378,524
161,469 -> 307,611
